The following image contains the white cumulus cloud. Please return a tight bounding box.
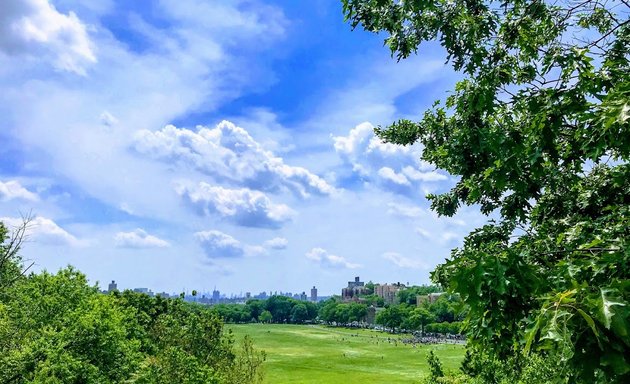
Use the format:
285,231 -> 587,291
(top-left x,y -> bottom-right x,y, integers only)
134,121 -> 335,198
263,237 -> 288,250
195,230 -> 265,259
333,122 -> 448,195
177,182 -> 295,229
114,229 -> 170,249
306,247 -> 360,269
0,0 -> 96,74
0,0 -> 290,229
0,180 -> 39,202
378,167 -> 411,186
0,215 -> 84,246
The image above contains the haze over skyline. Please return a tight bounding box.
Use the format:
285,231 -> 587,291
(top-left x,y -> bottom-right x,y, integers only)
0,0 -> 490,296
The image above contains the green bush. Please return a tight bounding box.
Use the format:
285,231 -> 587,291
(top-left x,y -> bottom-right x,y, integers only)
0,260 -> 265,384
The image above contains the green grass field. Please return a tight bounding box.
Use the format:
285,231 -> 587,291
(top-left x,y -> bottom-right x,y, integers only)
229,324 -> 465,384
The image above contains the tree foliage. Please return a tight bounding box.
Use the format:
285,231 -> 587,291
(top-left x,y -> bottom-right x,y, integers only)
405,307 -> 436,333
319,298 -> 369,324
259,310 -> 273,323
376,305 -> 406,331
0,224 -> 266,384
0,217 -> 34,295
211,296 -> 318,325
343,0 -> 629,381
397,285 -> 442,305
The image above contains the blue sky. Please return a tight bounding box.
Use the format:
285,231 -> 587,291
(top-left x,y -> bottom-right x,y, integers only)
0,0 -> 488,296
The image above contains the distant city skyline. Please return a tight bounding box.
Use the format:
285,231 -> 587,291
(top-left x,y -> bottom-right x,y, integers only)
102,275 -> 425,298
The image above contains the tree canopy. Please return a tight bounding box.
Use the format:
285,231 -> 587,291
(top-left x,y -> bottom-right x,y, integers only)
0,224 -> 266,384
343,0 -> 629,382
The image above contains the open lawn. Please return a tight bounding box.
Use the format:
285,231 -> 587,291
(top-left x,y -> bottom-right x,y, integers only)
229,324 -> 465,384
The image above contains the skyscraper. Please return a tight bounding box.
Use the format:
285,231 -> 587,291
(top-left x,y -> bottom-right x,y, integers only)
310,286 -> 318,302
108,280 -> 118,292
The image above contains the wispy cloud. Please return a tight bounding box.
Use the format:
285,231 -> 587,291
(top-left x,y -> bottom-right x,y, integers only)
387,202 -> 424,219
415,227 -> 462,246
304,54 -> 448,139
114,229 -> 170,249
440,231 -> 460,245
382,252 -> 428,270
0,180 -> 39,202
1,215 -> 85,247
306,247 -> 361,269
0,0 -> 96,74
263,237 -> 288,250
415,227 -> 432,238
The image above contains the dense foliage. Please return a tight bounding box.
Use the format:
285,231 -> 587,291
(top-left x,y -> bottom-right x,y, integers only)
319,299 -> 369,324
210,291 -> 463,337
342,0 -> 629,382
397,285 -> 442,305
0,222 -> 265,384
211,296 -> 319,324
374,294 -> 464,333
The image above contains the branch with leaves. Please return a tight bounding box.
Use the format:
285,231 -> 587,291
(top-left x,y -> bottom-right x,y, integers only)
343,0 -> 629,381
0,214 -> 36,292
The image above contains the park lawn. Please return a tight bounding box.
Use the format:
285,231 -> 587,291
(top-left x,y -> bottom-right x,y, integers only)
229,324 -> 465,384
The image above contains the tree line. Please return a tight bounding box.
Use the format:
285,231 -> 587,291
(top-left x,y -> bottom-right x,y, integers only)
209,286 -> 464,335
212,295 -> 318,324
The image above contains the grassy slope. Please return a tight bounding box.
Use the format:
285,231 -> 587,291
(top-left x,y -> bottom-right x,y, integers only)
229,324 -> 464,384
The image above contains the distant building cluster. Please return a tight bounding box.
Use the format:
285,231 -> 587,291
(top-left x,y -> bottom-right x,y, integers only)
341,276 -> 366,300
104,275 -> 434,310
341,276 -> 406,305
375,282 -> 405,304
105,280 -> 171,298
103,280 -> 323,305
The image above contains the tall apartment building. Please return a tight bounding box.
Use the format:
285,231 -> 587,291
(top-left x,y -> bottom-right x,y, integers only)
310,286 -> 318,302
107,280 -> 118,292
375,282 -> 405,304
342,276 -> 366,300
